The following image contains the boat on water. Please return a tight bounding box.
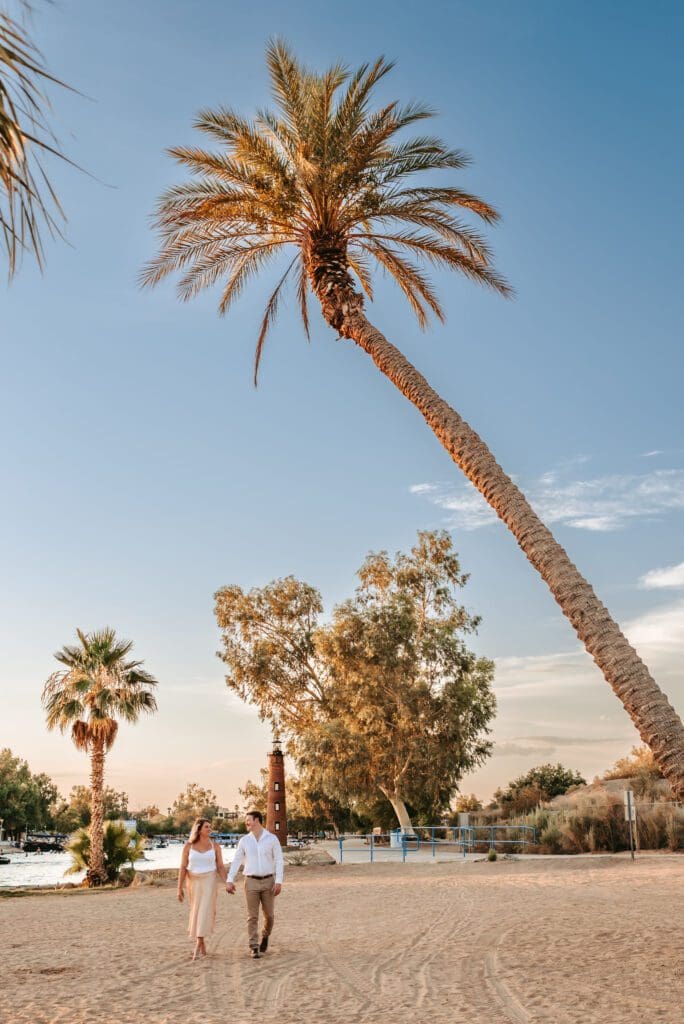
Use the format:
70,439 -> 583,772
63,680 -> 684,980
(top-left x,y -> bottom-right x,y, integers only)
21,831 -> 68,853
0,856 -> 11,865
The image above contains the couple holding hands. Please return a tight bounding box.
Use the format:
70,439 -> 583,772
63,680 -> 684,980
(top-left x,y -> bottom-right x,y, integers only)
178,810 -> 284,961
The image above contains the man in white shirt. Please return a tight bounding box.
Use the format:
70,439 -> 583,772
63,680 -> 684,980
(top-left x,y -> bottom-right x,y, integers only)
226,810 -> 284,958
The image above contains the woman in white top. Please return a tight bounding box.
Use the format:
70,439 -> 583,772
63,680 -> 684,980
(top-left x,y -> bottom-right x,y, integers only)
178,818 -> 227,960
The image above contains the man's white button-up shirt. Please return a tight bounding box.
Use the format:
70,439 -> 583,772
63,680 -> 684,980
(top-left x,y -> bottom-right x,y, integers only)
228,829 -> 284,884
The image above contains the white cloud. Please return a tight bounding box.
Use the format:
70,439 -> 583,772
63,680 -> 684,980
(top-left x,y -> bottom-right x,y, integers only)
491,598 -> 684,705
623,598 -> 684,666
639,561 -> 684,590
566,515 -> 618,532
493,650 -> 599,697
410,463 -> 684,533
640,450 -> 663,458
494,735 -> 628,757
458,594 -> 684,798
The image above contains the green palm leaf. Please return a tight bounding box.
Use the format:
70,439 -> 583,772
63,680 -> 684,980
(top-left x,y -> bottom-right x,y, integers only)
0,3 -> 71,279
143,38 -> 510,382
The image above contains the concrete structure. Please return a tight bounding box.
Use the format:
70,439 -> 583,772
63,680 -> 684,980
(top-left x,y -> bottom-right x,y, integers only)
266,734 -> 287,844
215,807 -> 239,821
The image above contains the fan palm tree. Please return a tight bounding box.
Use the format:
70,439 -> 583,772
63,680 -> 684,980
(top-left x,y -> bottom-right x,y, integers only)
65,820 -> 146,884
42,628 -> 158,885
142,41 -> 684,797
0,1 -> 67,278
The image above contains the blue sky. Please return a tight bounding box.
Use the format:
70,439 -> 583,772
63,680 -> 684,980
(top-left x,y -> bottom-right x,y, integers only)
2,0 -> 683,810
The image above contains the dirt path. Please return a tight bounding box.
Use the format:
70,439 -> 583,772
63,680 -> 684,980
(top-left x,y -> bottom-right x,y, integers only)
2,857 -> 681,1023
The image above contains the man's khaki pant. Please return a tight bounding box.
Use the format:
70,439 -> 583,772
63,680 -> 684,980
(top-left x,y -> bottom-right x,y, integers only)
245,875 -> 275,949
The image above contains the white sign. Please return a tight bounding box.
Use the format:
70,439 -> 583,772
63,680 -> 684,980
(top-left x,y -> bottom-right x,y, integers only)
623,791 -> 636,822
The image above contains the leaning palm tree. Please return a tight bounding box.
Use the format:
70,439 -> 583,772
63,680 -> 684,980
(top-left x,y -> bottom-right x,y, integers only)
42,628 -> 158,885
142,41 -> 684,797
0,2 -> 67,278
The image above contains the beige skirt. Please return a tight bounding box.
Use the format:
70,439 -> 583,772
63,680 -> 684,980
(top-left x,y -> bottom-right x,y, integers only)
187,870 -> 219,939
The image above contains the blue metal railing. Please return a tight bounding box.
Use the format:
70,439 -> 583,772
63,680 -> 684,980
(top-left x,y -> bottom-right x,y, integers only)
338,824 -> 536,863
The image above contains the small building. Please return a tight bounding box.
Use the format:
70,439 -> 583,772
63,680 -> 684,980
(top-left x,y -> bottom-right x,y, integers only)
215,807 -> 239,821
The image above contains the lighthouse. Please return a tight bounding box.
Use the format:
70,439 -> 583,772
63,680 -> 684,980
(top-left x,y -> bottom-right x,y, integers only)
266,733 -> 287,845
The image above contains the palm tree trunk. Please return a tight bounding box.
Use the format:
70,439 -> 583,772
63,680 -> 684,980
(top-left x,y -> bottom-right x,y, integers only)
87,740 -> 107,886
311,273 -> 684,798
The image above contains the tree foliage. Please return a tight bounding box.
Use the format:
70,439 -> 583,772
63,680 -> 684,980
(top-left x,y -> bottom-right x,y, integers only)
603,745 -> 663,781
216,531 -> 495,829
172,782 -> 219,831
51,784 -> 129,832
0,1 -> 71,278
495,762 -> 586,814
0,748 -> 58,835
238,769 -> 268,812
238,768 -> 365,835
65,821 -> 145,883
602,745 -> 668,799
143,40 -> 509,383
42,627 -> 158,885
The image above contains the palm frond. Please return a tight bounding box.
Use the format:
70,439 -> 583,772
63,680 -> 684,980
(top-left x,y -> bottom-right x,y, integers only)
217,241 -> 283,315
265,38 -> 309,138
296,260 -> 310,339
361,238 -> 444,327
348,249 -> 374,299
42,628 -> 158,750
254,255 -> 297,385
0,7 -> 70,279
144,42 -> 511,375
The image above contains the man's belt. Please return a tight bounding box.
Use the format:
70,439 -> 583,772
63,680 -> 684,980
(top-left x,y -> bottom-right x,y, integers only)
246,873 -> 273,879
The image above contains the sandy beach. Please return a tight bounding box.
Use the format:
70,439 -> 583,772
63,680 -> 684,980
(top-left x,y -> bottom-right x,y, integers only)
2,855 -> 682,1024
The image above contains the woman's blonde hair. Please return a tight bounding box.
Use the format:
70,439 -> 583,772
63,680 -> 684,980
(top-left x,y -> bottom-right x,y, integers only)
188,817 -> 212,844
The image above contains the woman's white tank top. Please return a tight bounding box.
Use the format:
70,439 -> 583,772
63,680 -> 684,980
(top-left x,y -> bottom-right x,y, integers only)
188,844 -> 217,873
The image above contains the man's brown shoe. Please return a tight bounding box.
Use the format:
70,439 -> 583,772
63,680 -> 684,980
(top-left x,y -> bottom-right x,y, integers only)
259,935 -> 269,953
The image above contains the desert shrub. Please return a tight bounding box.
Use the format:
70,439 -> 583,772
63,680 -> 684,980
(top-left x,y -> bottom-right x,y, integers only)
636,803 -> 684,851
663,806 -> 679,847
539,823 -> 564,854
497,764 -> 586,815
516,788 -> 683,854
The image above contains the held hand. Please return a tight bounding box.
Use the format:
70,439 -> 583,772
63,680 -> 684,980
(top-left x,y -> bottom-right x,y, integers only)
272,883 -> 282,897
177,890 -> 184,903
225,882 -> 236,894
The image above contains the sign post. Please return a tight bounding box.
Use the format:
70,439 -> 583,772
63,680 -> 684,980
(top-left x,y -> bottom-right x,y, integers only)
623,790 -> 636,861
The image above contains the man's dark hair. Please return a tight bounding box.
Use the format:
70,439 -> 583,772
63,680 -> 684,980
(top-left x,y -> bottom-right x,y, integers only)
246,809 -> 263,823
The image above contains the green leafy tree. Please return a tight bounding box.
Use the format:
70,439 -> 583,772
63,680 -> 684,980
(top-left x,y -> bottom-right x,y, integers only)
172,783 -> 219,832
42,628 -> 158,886
0,748 -> 59,836
238,769 -> 359,835
453,793 -> 483,813
216,531 -> 495,831
133,804 -> 161,819
52,784 -> 130,832
285,773 -> 361,836
65,821 -> 145,883
497,763 -> 586,814
144,40 -> 684,797
238,770 -> 268,813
